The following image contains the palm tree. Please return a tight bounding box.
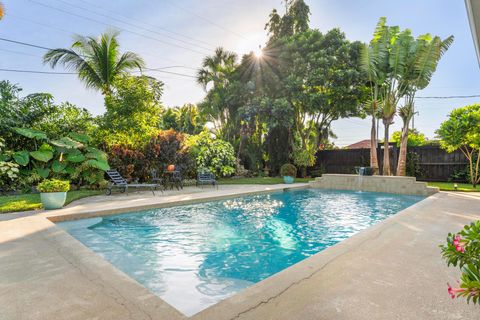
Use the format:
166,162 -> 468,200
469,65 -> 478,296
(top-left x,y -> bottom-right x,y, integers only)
360,18 -> 390,175
395,34 -> 453,176
197,47 -> 237,128
43,30 -> 144,95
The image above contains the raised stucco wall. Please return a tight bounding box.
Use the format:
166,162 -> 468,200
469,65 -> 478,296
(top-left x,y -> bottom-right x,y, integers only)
309,174 -> 438,196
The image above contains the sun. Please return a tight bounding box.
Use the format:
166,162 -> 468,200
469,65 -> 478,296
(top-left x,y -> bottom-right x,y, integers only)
254,46 -> 263,59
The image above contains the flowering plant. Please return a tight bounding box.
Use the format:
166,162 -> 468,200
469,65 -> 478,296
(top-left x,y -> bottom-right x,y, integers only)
440,221 -> 480,305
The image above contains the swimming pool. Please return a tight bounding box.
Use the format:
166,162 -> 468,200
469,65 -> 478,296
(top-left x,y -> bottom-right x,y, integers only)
58,188 -> 424,316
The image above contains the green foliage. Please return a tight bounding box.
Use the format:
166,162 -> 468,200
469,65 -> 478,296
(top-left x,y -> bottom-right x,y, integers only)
161,104 -> 205,135
391,129 -> 426,147
37,179 -> 70,193
440,221 -> 480,304
100,75 -> 164,147
8,128 -> 109,188
186,131 -> 236,177
437,104 -> 480,187
0,190 -> 103,213
1,81 -> 97,151
405,151 -> 423,178
280,163 -> 297,177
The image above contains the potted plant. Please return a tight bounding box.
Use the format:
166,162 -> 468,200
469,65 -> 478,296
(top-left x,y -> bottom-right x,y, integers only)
37,179 -> 70,210
280,164 -> 297,184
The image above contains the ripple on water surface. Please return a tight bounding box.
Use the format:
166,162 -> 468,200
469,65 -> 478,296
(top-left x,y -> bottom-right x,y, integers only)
58,188 -> 424,316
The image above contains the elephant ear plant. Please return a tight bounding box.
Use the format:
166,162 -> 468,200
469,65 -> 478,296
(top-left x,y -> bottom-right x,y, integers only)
11,128 -> 110,189
440,221 -> 480,305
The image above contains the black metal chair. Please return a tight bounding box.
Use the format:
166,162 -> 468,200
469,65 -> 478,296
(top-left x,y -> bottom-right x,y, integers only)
105,170 -> 161,195
196,171 -> 217,189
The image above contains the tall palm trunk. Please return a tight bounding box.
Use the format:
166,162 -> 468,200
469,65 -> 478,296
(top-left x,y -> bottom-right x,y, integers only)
370,114 -> 379,174
382,118 -> 392,175
396,124 -> 409,176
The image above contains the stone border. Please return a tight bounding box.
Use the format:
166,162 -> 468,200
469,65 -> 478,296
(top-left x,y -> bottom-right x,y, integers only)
310,174 -> 438,196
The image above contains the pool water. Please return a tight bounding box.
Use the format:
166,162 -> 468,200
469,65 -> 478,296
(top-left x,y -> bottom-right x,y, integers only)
58,189 -> 424,316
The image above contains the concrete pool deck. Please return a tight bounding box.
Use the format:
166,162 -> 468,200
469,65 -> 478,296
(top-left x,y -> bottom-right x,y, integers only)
0,185 -> 479,319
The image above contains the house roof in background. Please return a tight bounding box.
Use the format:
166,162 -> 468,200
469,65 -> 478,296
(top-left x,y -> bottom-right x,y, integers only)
346,139 -> 374,149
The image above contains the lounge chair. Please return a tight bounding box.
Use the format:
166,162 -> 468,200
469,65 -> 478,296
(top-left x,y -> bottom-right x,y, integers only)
196,171 -> 217,189
105,169 -> 161,195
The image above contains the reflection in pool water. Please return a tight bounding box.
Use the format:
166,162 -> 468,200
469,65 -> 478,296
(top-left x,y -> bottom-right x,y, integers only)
58,189 -> 424,316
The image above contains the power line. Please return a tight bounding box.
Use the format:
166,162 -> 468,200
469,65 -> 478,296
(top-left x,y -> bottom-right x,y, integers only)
0,67 -> 197,78
0,37 -> 52,50
0,68 -> 76,75
165,0 -> 249,40
75,0 -> 217,49
0,37 -> 198,78
6,13 -> 188,66
416,94 -> 480,99
51,0 -> 215,52
27,0 -> 211,56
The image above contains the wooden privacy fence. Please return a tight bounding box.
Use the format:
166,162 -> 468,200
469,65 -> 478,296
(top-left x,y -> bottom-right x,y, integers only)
311,145 -> 468,182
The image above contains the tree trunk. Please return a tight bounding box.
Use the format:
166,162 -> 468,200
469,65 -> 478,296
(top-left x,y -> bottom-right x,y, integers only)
383,122 -> 391,176
370,115 -> 379,174
396,125 -> 409,176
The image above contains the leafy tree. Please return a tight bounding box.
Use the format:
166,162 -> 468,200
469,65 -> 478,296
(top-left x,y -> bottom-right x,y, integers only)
265,0 -> 310,41
391,129 -> 426,147
437,104 -> 480,188
34,102 -> 97,139
44,30 -> 144,95
99,75 -> 164,147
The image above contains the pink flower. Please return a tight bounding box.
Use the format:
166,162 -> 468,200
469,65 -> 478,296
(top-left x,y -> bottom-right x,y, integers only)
447,283 -> 465,299
453,235 -> 466,253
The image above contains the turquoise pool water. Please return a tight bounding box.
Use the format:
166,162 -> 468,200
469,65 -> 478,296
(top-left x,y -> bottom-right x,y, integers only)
58,189 -> 424,316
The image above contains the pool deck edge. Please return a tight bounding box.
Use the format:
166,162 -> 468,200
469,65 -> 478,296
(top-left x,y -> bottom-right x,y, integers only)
0,187 -> 479,320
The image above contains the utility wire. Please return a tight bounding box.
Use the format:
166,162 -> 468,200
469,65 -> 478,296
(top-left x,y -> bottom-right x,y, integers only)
416,94 -> 480,99
51,0 -> 215,52
0,37 -> 51,50
165,0 -> 249,40
28,0 -> 211,56
6,13 -> 188,66
75,0 -> 217,49
0,66 -> 197,78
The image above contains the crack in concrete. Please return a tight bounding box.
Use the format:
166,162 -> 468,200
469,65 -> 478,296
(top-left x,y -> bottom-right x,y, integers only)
228,225 -> 392,320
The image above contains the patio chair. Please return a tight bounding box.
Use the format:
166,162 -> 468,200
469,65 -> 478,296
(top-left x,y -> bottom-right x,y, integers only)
105,169 -> 161,196
196,170 -> 217,189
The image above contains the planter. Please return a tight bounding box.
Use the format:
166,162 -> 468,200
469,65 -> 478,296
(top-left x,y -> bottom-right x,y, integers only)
40,192 -> 67,210
283,176 -> 295,184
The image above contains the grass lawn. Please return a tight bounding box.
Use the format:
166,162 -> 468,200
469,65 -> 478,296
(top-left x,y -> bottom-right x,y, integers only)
427,182 -> 479,192
218,177 -> 313,185
0,190 -> 103,214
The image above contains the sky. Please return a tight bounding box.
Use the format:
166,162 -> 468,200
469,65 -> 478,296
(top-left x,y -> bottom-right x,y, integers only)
1,0 -> 479,146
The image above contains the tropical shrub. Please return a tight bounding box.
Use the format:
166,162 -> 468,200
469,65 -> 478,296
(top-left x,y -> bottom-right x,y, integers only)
144,129 -> 195,179
280,164 -> 297,177
37,179 -> 70,193
186,131 -> 236,177
440,221 -> 480,304
392,129 -> 426,147
107,144 -> 146,181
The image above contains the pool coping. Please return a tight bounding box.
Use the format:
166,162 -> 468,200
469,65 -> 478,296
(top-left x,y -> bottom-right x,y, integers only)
1,185 -> 479,320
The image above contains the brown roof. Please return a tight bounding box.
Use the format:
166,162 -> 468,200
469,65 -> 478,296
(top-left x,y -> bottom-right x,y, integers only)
347,139 -> 374,149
